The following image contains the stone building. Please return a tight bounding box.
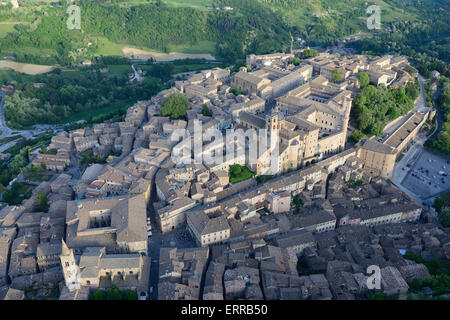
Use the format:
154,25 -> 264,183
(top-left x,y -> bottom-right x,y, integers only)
65,194 -> 148,254
356,139 -> 397,179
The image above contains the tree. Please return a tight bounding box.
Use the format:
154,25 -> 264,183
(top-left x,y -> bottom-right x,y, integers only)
292,57 -> 301,66
230,165 -> 242,176
90,290 -> 107,300
359,72 -> 370,88
331,69 -> 343,83
349,130 -> 366,143
201,104 -> 212,116
9,154 -> 28,175
301,48 -> 318,59
106,285 -> 123,300
123,289 -> 138,300
370,293 -> 388,300
406,81 -> 420,100
433,197 -> 446,213
439,210 -> 450,228
410,278 -> 423,293
161,93 -> 189,119
293,194 -> 303,209
34,190 -> 49,212
230,88 -> 244,96
1,190 -> 14,204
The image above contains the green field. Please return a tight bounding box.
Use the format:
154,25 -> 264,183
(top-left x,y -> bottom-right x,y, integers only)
168,40 -> 216,54
65,101 -> 133,123
165,0 -> 214,10
0,69 -> 35,82
95,37 -> 127,56
0,23 -> 16,38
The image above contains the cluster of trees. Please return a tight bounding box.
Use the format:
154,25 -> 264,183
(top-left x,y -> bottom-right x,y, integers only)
89,285 -> 138,300
3,67 -> 160,128
81,1 -> 208,53
0,5 -> 89,66
358,72 -> 370,89
432,195 -> 449,214
370,248 -> 450,300
160,93 -> 189,120
0,134 -> 53,193
79,149 -> 106,166
229,88 -> 244,96
34,190 -> 49,212
424,77 -> 450,155
229,164 -> 255,184
432,194 -> 450,228
348,130 -> 365,144
347,1 -> 450,78
301,48 -> 318,59
1,181 -> 31,205
331,69 -> 343,83
352,82 -> 419,136
79,148 -> 120,166
404,251 -> 450,298
439,210 -> 450,228
292,194 -> 303,210
201,104 -> 212,117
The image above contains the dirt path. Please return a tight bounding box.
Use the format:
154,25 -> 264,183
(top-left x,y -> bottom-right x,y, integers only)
122,47 -> 216,62
0,60 -> 54,75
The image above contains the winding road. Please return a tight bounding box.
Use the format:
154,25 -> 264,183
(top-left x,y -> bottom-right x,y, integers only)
429,86 -> 444,140
0,90 -> 12,139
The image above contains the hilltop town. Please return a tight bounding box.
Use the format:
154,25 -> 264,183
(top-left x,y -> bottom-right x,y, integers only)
0,51 -> 448,301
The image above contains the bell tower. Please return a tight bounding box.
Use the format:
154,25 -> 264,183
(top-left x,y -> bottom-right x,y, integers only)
266,106 -> 282,132
265,106 -> 282,175
60,240 -> 81,291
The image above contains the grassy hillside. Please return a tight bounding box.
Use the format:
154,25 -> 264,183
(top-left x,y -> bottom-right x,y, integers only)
0,0 -> 448,67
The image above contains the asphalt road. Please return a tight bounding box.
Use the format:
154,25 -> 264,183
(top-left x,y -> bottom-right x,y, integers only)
429,86 -> 444,140
0,90 -> 12,139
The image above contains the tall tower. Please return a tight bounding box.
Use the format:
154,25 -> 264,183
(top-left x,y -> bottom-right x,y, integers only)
266,106 -> 282,132
265,106 -> 282,175
60,240 -> 81,292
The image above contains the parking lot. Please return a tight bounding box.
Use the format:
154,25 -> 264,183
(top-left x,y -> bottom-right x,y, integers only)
401,150 -> 450,199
